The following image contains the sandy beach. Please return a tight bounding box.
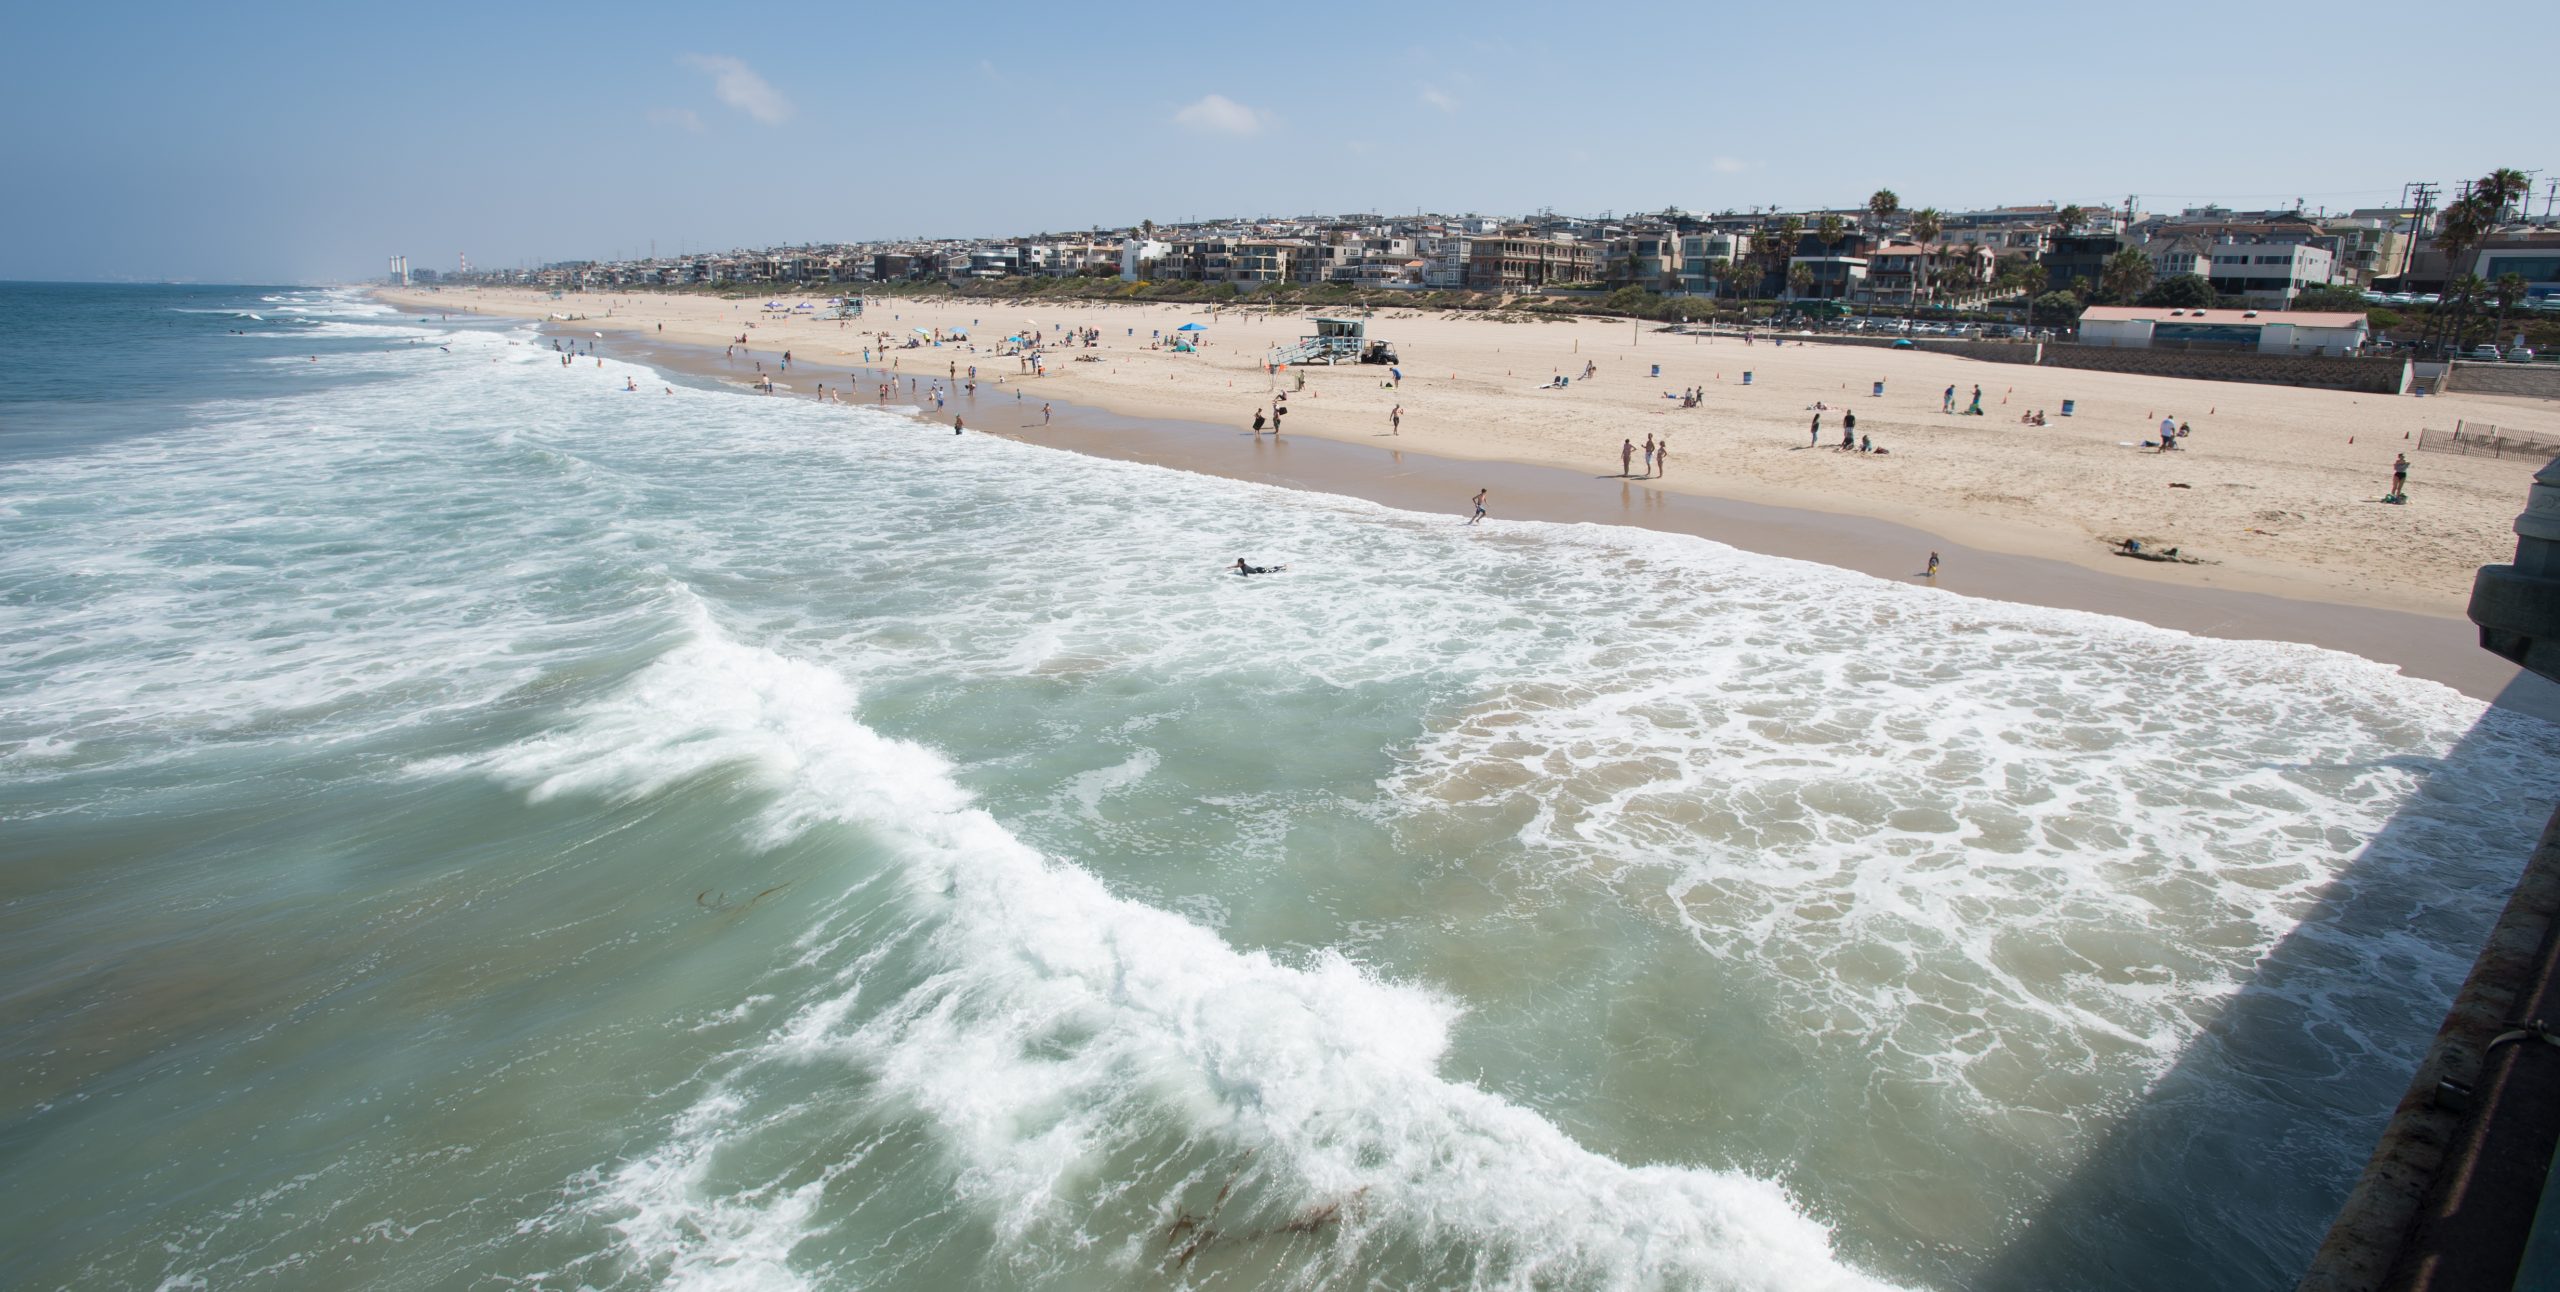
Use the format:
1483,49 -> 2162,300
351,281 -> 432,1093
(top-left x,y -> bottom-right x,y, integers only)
376,284 -> 2560,711
386,284 -> 2556,622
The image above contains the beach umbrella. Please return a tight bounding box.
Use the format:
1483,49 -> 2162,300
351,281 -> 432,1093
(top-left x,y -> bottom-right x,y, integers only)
1176,323 -> 1207,331
913,327 -> 932,336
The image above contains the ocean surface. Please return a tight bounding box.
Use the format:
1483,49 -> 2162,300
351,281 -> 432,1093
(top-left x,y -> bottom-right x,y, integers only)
4,282 -> 2557,1291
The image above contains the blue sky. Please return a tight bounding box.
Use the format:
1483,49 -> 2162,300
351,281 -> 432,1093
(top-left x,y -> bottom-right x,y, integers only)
2,0 -> 2549,284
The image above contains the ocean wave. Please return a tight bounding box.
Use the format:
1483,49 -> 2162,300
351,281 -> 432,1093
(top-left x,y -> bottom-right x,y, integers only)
456,602 -> 1908,1290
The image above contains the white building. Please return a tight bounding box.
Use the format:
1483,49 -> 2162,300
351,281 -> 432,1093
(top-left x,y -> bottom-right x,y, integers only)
1119,238 -> 1171,281
2203,239 -> 2334,304
2075,306 -> 2369,356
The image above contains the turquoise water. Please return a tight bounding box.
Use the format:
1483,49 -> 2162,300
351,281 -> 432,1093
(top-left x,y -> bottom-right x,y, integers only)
3,283 -> 2555,1290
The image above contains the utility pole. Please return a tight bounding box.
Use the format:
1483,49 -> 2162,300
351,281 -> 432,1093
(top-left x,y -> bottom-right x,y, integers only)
2401,181 -> 2437,282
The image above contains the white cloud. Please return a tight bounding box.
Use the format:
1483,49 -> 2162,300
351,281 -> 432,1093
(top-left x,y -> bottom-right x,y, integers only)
1173,93 -> 1269,136
1711,155 -> 1749,173
1419,86 -> 1457,113
682,54 -> 792,125
647,107 -> 705,135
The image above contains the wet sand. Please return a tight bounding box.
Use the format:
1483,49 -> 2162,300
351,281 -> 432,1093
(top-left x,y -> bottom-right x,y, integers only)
552,323 -> 2560,723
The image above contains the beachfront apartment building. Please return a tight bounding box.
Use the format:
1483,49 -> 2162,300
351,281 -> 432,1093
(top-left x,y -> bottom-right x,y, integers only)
1786,251 -> 1867,299
1228,239 -> 1300,284
2204,239 -> 2334,304
1119,238 -> 1170,281
1422,236 -> 1472,289
1614,230 -> 1682,290
2319,218 -> 2407,288
2038,233 -> 2126,297
1462,232 -> 1598,291
1676,231 -> 1745,294
1943,206 -> 2059,257
1859,242 -> 1995,306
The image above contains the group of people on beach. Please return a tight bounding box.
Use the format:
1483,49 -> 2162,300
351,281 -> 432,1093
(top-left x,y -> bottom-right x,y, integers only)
1618,435 -> 1672,478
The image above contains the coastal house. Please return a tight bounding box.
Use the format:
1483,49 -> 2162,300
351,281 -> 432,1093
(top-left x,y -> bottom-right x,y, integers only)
2038,232 -> 2126,296
1677,231 -> 1745,294
1859,242 -> 1995,306
2131,233 -> 2215,286
2075,305 -> 2369,355
1786,232 -> 1871,300
1228,239 -> 1300,285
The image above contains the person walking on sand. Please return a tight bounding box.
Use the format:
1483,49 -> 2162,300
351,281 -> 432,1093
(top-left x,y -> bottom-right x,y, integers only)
1469,488 -> 1488,525
1943,384 -> 1955,414
1843,409 -> 1856,443
1810,411 -> 1823,446
1252,409 -> 1267,433
1927,551 -> 1941,579
1390,404 -> 1401,435
1643,435 -> 1656,477
1621,438 -> 1636,477
1656,438 -> 1670,476
2392,453 -> 2410,497
1042,403 -> 1051,425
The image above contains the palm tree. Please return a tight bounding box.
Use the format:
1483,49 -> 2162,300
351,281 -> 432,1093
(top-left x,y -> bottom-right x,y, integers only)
1817,213 -> 1847,251
1908,207 -> 1942,315
2496,271 -> 2528,340
2002,262 -> 2048,326
1754,216 -> 1804,297
1787,263 -> 1815,301
2480,168 -> 2533,223
2056,204 -> 2087,236
2099,248 -> 2154,305
2446,273 -> 2491,349
2429,188 -> 2503,354
1867,189 -> 1900,240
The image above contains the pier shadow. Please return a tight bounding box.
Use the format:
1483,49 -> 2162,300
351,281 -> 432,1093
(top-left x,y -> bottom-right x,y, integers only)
1966,667 -> 2560,1291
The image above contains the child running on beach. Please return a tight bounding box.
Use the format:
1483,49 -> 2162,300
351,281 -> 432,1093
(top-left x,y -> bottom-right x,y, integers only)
1469,488 -> 1487,525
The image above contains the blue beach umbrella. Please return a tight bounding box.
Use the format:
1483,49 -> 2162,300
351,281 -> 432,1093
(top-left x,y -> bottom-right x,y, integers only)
1176,323 -> 1207,331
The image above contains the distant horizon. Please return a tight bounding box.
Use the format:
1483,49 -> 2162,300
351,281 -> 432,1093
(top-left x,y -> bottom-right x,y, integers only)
3,0 -> 2548,283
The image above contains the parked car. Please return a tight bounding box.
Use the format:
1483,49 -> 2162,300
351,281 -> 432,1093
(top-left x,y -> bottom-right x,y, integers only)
2472,344 -> 2505,360
2510,347 -> 2538,363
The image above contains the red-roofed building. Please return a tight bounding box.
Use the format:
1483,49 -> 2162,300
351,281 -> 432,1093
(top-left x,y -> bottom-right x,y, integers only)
2076,305 -> 2370,356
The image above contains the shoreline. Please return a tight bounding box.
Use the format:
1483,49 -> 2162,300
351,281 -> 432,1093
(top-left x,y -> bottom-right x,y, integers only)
383,286 -> 2560,720
379,284 -> 2560,622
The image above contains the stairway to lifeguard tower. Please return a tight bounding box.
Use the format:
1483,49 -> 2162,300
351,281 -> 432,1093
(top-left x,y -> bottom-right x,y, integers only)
1269,336 -> 1362,366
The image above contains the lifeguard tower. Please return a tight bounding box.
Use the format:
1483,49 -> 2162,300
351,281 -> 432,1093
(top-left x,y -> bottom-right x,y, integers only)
832,296 -> 865,320
1271,317 -> 1370,366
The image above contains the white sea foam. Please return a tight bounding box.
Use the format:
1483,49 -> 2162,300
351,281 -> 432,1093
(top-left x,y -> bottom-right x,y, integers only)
463,605 -> 1908,1290
13,313 -> 2557,1290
